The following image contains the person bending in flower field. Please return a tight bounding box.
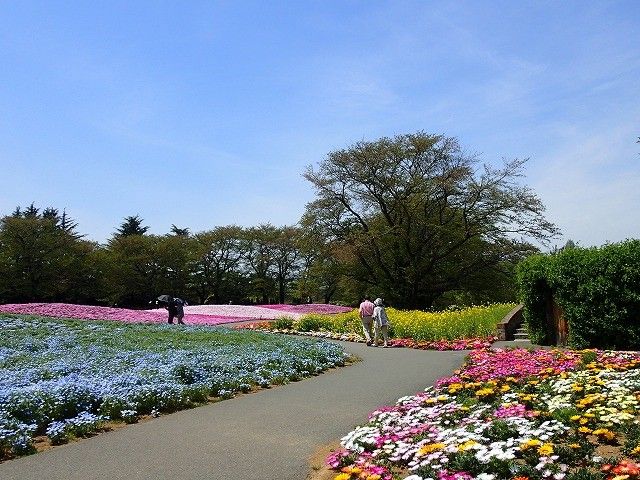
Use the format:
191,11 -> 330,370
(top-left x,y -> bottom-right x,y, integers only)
167,297 -> 187,325
358,296 -> 375,346
372,298 -> 390,347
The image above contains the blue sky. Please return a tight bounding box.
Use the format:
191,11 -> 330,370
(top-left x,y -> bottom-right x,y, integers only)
0,1 -> 638,247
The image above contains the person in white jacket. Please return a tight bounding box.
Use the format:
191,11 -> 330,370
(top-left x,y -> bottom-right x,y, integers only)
372,297 -> 390,347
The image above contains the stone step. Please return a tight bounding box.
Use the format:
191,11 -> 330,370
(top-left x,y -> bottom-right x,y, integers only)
514,332 -> 530,340
515,328 -> 528,334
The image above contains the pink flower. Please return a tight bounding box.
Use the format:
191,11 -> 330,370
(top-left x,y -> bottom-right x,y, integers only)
0,303 -> 255,326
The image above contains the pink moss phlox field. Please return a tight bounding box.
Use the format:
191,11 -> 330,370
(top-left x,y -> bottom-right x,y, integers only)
258,303 -> 352,314
177,304 -> 304,320
0,303 -> 254,326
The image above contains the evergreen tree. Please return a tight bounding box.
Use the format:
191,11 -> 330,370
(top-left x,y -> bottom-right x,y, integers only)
115,215 -> 149,237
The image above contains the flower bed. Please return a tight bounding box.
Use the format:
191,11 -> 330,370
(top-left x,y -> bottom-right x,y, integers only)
258,304 -> 353,315
328,348 -> 640,480
0,315 -> 347,460
0,303 -> 255,325
388,336 -> 498,351
258,304 -> 514,343
238,323 -> 497,351
238,304 -> 509,351
0,303 -> 353,326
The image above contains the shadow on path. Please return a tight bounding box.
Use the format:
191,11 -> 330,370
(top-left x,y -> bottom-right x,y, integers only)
0,341 -> 467,480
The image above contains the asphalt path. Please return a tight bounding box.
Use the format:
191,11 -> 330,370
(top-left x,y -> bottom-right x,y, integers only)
0,340 -> 467,480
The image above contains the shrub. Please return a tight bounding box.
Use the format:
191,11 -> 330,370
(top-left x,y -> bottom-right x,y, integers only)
272,317 -> 294,330
517,240 -> 640,349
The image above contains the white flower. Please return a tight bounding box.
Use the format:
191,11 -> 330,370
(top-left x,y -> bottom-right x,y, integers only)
476,474 -> 495,480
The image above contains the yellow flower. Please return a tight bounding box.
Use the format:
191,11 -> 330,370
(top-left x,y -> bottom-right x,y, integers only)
578,426 -> 592,434
341,466 -> 362,474
457,440 -> 479,451
631,445 -> 640,455
611,476 -> 630,480
538,443 -> 554,456
500,385 -> 511,393
570,415 -> 581,421
475,388 -> 494,397
448,383 -> 463,393
520,439 -> 542,450
418,443 -> 446,455
569,443 -> 582,449
592,428 -> 616,441
367,475 -> 381,480
334,474 -> 351,480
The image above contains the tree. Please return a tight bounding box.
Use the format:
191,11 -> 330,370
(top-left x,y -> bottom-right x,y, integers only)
0,206 -> 93,302
190,226 -> 246,304
270,226 -> 303,304
115,215 -> 149,237
103,234 -> 161,306
170,225 -> 190,237
242,225 -> 278,303
303,132 -> 559,309
293,225 -> 344,304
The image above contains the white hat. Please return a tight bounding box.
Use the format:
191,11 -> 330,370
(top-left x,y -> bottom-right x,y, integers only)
374,298 -> 383,306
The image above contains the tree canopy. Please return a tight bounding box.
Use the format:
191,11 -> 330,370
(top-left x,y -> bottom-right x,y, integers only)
115,215 -> 149,237
303,132 -> 558,308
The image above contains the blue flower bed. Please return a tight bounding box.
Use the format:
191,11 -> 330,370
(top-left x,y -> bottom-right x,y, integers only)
0,316 -> 347,459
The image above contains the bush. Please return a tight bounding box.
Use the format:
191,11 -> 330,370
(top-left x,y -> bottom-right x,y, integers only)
516,239 -> 640,349
272,317 -> 294,330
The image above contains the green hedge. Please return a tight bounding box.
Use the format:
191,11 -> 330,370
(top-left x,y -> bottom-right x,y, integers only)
516,240 -> 640,349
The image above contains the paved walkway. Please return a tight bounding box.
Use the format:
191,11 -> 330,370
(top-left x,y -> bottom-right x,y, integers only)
0,341 -> 466,480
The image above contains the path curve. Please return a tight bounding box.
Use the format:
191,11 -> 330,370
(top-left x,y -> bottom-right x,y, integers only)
0,341 -> 466,480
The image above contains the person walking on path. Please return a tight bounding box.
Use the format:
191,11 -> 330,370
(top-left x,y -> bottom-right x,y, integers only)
372,297 -> 390,347
358,296 -> 375,346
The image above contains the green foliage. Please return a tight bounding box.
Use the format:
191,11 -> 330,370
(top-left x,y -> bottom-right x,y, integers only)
484,419 -> 520,442
0,208 -> 97,303
580,350 -> 598,365
115,215 -> 149,237
550,407 -> 580,424
303,132 -> 557,308
565,469 -> 606,480
272,317 -> 294,330
295,310 -> 361,334
622,422 -> 640,455
517,240 -> 640,349
294,314 -> 336,332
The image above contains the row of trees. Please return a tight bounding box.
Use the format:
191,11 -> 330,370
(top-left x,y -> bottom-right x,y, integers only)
0,132 -> 557,309
0,209 -> 341,307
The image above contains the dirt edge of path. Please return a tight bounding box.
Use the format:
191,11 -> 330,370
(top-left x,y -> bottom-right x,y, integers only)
306,440 -> 343,480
